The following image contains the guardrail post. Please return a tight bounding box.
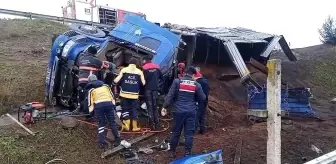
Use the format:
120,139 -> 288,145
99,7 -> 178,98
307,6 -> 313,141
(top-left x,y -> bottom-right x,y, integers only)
266,59 -> 281,164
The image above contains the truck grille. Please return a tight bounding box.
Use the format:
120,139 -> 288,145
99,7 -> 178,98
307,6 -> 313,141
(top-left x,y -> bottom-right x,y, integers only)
63,30 -> 78,37
74,37 -> 87,44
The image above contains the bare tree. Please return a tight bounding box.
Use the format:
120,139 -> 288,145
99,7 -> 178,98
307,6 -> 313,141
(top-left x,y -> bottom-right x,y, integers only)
319,16 -> 336,45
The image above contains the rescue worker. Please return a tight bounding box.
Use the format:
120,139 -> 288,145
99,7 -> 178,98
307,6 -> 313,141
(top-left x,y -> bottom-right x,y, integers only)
193,68 -> 209,134
162,66 -> 206,157
141,56 -> 163,130
177,62 -> 185,78
76,45 -> 116,116
87,75 -> 121,149
114,58 -> 146,131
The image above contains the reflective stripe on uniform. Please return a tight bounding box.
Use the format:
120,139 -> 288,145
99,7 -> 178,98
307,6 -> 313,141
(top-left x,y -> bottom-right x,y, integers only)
179,80 -> 196,93
95,100 -> 112,104
79,78 -> 89,82
79,66 -> 99,71
120,92 -> 139,99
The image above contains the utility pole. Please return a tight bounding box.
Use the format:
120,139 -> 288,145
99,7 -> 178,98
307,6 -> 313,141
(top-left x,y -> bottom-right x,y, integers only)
266,59 -> 282,164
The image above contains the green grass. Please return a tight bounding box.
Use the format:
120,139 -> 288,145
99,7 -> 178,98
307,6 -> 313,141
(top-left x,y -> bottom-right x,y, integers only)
0,62 -> 46,115
0,120 -> 124,164
312,59 -> 336,95
0,19 -> 68,40
0,19 -> 68,115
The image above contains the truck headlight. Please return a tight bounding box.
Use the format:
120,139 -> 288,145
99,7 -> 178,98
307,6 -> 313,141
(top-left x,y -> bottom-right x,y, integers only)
61,40 -> 75,58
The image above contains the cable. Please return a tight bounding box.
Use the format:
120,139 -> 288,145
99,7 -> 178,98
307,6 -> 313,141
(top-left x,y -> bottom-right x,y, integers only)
75,118 -> 171,134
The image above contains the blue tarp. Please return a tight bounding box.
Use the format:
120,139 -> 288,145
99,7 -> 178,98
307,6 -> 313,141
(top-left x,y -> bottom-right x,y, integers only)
109,14 -> 181,74
169,149 -> 223,164
247,86 -> 316,120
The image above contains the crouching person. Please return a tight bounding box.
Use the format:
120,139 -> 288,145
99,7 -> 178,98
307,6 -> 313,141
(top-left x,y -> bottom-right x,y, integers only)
87,75 -> 121,149
77,45 -> 116,118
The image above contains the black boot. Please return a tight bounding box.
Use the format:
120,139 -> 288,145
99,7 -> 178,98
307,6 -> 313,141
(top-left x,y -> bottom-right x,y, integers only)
151,124 -> 157,131
98,142 -> 108,149
199,129 -> 206,135
184,151 -> 191,157
114,138 -> 121,147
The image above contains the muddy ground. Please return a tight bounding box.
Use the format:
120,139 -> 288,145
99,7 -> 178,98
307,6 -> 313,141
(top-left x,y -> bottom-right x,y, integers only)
0,19 -> 336,164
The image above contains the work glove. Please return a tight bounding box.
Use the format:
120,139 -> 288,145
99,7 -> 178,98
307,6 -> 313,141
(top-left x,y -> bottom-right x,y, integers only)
109,62 -> 119,75
109,62 -> 116,71
161,108 -> 167,116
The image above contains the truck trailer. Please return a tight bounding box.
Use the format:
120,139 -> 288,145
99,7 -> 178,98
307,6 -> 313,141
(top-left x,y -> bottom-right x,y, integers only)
62,0 -> 146,26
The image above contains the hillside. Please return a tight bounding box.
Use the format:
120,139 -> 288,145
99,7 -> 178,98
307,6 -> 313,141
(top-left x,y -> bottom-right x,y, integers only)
272,44 -> 336,118
0,19 -> 335,164
0,19 -> 68,115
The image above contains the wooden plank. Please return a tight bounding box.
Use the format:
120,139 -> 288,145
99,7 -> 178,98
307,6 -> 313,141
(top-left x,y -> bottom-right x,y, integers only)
101,133 -> 155,159
278,36 -> 297,61
216,74 -> 240,81
249,58 -> 268,74
248,58 -> 288,86
247,110 -> 268,118
6,113 -> 35,136
234,139 -> 243,164
266,59 -> 282,164
248,109 -> 287,118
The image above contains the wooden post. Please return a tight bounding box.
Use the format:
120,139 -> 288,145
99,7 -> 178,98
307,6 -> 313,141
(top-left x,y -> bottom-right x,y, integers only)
217,40 -> 220,64
266,59 -> 281,164
204,39 -> 210,64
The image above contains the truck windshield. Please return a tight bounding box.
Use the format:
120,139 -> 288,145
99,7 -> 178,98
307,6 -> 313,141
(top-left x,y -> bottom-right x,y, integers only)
136,37 -> 161,54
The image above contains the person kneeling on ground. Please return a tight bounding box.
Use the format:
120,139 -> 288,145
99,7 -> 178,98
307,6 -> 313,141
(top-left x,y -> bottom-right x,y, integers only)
162,66 -> 206,157
87,75 -> 121,149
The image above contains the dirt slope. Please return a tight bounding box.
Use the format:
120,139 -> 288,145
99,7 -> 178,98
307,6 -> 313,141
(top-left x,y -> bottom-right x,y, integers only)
0,19 -> 68,115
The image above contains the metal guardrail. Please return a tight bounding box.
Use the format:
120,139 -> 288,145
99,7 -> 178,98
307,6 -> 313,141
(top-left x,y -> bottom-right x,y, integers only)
304,150 -> 336,164
0,8 -> 115,29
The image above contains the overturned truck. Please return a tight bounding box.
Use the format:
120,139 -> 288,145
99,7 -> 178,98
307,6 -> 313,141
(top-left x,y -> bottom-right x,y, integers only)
45,14 -> 181,109
45,14 -> 316,120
